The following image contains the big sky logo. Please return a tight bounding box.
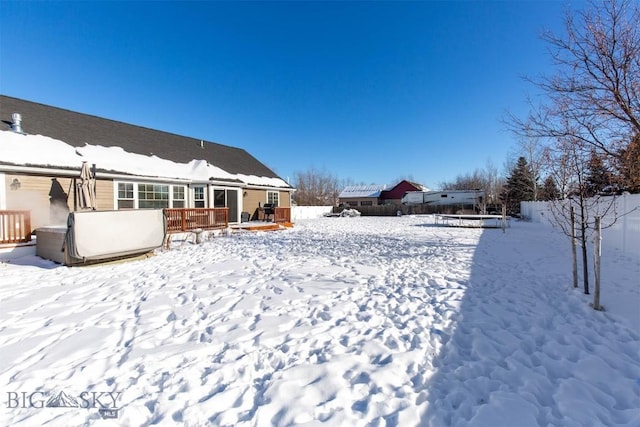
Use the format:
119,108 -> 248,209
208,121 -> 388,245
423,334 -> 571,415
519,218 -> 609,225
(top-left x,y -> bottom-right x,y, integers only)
6,390 -> 122,419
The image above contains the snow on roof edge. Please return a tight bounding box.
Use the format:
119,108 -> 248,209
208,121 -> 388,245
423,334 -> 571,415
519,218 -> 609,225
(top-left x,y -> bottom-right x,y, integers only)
0,130 -> 291,188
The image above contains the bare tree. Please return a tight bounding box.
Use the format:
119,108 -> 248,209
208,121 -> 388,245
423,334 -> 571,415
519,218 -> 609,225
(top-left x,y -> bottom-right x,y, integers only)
508,0 -> 639,309
439,162 -> 505,212
541,144 -> 574,198
544,134 -> 623,306
509,0 -> 639,161
440,169 -> 486,191
292,167 -> 341,206
483,160 -> 504,208
441,162 -> 503,192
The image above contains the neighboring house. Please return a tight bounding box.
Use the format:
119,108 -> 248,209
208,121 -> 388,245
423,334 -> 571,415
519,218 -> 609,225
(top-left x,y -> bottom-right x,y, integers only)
338,180 -> 428,207
380,180 -> 428,205
338,185 -> 387,207
0,95 -> 293,229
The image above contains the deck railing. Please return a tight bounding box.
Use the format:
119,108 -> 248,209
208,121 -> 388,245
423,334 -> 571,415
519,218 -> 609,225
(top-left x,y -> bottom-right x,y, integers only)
274,207 -> 291,223
164,208 -> 229,233
0,210 -> 32,244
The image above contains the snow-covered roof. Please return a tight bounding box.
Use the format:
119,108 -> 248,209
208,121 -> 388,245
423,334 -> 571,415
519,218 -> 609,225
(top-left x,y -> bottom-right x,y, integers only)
0,130 -> 289,188
339,184 -> 387,198
412,183 -> 430,192
0,95 -> 292,189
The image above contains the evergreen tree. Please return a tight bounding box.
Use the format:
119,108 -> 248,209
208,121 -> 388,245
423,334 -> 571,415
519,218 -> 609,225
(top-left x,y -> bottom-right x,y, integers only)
539,175 -> 561,201
585,151 -> 615,196
503,156 -> 536,213
617,134 -> 640,193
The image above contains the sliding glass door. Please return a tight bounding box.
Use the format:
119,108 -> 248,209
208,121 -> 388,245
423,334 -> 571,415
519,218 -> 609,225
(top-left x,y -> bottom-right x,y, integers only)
213,188 -> 239,223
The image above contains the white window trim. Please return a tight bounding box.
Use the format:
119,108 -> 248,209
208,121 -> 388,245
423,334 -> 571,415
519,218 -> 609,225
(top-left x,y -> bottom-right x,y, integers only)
211,186 -> 237,206
114,181 -> 136,209
172,185 -> 186,208
191,185 -> 207,208
113,181 -> 187,209
267,190 -> 279,206
0,173 -> 6,210
211,186 -> 241,223
139,183 -> 169,209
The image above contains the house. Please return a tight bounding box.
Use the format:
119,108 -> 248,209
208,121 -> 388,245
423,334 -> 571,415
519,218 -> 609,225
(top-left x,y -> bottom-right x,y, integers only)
380,180 -> 428,205
338,185 -> 387,207
338,180 -> 427,207
0,95 -> 294,230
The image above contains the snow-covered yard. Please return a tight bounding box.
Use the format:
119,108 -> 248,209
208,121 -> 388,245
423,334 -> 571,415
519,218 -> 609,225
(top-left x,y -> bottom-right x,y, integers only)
0,216 -> 638,426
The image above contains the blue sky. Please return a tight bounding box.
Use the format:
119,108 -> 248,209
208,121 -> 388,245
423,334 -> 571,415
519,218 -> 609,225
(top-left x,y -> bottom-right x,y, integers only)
0,1 -> 573,189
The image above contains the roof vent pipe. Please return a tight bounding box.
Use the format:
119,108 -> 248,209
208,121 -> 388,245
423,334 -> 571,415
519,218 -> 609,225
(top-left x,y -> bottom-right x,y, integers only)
11,113 -> 23,133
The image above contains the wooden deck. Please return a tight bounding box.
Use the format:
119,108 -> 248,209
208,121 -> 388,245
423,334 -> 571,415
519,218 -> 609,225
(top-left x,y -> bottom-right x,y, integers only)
234,207 -> 293,232
164,208 -> 229,233
231,221 -> 294,232
0,210 -> 32,244
163,208 -> 229,248
163,207 -> 292,247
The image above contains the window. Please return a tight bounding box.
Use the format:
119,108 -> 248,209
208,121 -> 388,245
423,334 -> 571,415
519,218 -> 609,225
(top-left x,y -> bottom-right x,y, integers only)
138,184 -> 169,209
117,183 -> 134,209
267,191 -> 279,206
116,182 -> 186,209
360,200 -> 373,206
214,189 -> 225,207
172,186 -> 185,208
193,186 -> 205,208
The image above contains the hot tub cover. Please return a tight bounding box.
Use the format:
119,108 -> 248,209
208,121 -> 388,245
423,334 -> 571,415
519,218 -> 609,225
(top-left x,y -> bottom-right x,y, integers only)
65,209 -> 166,261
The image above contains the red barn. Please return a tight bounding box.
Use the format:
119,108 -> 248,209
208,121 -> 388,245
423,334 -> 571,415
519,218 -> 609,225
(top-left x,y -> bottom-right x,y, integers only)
380,180 -> 428,205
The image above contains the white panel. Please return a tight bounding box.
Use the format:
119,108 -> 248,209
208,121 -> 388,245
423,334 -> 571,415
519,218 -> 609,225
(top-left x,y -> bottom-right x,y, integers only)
67,209 -> 166,260
0,173 -> 6,209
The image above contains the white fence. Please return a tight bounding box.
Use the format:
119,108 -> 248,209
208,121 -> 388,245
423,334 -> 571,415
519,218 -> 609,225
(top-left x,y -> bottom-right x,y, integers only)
291,206 -> 334,221
521,194 -> 640,260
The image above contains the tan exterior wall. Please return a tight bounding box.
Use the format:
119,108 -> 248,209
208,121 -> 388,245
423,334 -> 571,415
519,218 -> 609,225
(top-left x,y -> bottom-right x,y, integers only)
277,190 -> 292,208
3,173 -> 114,229
3,172 -> 291,228
242,188 -> 292,220
94,180 -> 115,210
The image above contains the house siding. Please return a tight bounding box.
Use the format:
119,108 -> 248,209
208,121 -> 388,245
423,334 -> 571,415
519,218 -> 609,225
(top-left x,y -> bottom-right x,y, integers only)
3,173 -> 114,229
95,180 -> 115,210
277,190 -> 291,208
242,188 -> 291,220
4,174 -> 72,228
3,171 -> 293,228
